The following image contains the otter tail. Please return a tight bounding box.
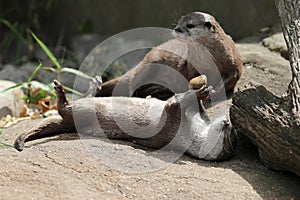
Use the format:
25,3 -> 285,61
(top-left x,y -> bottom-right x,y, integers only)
15,80 -> 76,151
14,116 -> 75,151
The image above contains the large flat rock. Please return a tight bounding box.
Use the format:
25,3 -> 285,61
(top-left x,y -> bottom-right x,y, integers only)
0,116 -> 299,199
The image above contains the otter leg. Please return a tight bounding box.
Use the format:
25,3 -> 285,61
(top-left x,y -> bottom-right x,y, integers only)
14,80 -> 76,151
53,80 -> 74,123
174,85 -> 212,111
199,100 -> 210,123
53,80 -> 68,115
14,116 -> 75,151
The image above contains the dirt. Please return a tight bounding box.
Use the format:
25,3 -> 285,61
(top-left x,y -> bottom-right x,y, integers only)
0,33 -> 299,200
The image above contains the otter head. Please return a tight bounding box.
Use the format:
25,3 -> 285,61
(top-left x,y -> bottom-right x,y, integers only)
198,116 -> 236,161
173,12 -> 218,43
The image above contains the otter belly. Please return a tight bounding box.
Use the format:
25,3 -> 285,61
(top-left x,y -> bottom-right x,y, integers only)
72,97 -> 167,139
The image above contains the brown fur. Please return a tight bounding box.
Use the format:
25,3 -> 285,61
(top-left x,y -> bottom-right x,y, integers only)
96,12 -> 242,99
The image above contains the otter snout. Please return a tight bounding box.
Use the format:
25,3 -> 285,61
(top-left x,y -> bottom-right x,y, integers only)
174,26 -> 183,33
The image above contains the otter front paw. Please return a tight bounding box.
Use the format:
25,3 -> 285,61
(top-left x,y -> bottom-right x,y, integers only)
195,85 -> 214,100
85,76 -> 103,97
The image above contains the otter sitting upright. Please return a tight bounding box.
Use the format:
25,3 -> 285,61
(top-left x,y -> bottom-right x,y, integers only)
96,12 -> 242,100
14,76 -> 235,161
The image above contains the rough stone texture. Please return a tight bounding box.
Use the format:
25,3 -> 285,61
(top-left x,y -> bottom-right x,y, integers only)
0,119 -> 299,200
236,42 -> 291,96
0,33 -> 299,199
0,80 -> 25,118
262,32 -> 289,60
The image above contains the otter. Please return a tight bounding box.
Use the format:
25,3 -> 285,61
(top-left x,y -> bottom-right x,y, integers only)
95,12 -> 242,100
14,77 -> 235,161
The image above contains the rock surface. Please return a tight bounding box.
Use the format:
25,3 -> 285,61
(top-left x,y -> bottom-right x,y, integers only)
262,32 -> 289,60
0,33 -> 299,199
0,80 -> 25,118
1,120 -> 299,200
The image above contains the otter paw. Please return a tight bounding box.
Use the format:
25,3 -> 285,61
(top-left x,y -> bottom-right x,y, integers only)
196,85 -> 214,100
93,75 -> 103,90
53,80 -> 64,92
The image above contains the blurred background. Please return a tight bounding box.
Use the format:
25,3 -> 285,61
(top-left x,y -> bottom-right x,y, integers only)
0,0 -> 280,62
0,0 -> 280,86
0,0 -> 281,118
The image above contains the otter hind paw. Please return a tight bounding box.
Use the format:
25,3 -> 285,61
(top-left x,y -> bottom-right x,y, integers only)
53,80 -> 63,92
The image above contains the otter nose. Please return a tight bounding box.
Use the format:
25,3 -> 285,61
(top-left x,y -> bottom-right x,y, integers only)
223,118 -> 230,126
174,27 -> 183,33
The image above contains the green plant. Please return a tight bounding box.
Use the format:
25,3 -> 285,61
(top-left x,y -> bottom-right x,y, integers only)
0,0 -> 58,64
2,31 -> 92,104
0,19 -> 34,64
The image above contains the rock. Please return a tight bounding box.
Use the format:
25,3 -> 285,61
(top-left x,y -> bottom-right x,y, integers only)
236,42 -> 291,96
43,109 -> 59,117
262,33 -> 289,60
72,34 -> 153,91
0,63 -> 82,92
0,64 -> 34,83
70,34 -> 103,63
0,119 -> 299,199
74,35 -> 152,72
0,63 -> 55,84
0,80 -> 25,118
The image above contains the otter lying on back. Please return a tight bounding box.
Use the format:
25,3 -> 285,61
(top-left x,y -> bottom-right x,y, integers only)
96,12 -> 242,100
14,76 -> 235,161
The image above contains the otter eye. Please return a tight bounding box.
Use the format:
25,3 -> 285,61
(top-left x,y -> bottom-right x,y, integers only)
186,24 -> 195,29
204,22 -> 212,29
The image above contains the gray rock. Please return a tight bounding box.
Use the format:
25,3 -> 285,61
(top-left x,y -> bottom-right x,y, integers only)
236,42 -> 291,96
70,34 -> 103,63
0,63 -> 82,92
72,35 -> 152,92
0,63 -> 54,84
262,33 -> 289,60
0,118 -> 299,199
0,64 -> 33,83
0,80 -> 25,118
